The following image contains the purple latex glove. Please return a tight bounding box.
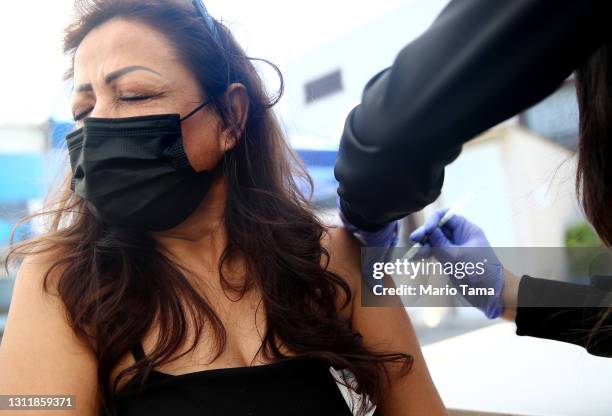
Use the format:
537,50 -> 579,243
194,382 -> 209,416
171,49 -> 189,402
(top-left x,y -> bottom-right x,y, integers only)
409,208 -> 505,319
337,196 -> 399,289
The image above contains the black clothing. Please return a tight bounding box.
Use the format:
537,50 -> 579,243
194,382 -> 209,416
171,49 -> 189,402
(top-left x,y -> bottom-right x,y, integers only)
333,0 -> 612,355
115,341 -> 362,415
516,276 -> 612,357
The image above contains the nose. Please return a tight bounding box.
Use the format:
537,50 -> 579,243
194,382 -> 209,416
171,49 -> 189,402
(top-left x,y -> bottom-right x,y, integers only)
89,104 -> 110,119
87,96 -> 118,119
74,102 -> 112,128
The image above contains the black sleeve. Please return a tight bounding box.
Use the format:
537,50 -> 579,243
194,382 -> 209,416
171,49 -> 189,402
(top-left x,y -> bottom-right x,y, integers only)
515,275 -> 612,358
334,0 -> 610,231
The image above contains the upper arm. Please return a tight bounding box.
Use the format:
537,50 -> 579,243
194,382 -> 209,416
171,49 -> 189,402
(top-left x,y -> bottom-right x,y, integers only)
0,251 -> 100,415
323,226 -> 446,416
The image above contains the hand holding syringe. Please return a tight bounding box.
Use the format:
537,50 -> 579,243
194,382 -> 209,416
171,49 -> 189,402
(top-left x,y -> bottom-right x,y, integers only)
402,191 -> 474,261
400,191 -> 506,319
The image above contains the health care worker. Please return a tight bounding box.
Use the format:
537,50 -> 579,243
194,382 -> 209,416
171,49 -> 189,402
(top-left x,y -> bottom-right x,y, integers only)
337,0 -> 612,357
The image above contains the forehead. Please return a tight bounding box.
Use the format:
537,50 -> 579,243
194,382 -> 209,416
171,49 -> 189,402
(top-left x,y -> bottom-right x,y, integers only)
73,17 -> 179,83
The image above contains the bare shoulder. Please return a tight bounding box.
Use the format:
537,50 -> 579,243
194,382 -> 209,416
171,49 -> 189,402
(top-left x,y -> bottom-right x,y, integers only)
12,247 -> 65,294
0,246 -> 100,414
321,226 -> 447,415
320,225 -> 362,320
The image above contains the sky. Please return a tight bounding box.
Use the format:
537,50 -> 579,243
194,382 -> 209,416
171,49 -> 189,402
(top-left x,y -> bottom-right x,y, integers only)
0,0 -> 434,125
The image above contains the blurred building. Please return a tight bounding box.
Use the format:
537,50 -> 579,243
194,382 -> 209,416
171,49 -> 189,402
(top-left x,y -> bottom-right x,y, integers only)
282,0 -> 450,212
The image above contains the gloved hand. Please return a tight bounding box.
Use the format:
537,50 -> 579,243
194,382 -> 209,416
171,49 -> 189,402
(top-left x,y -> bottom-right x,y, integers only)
337,196 -> 399,290
409,208 -> 505,319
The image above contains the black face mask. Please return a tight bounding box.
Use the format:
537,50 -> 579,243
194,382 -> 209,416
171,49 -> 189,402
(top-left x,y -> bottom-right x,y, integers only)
65,101 -> 221,232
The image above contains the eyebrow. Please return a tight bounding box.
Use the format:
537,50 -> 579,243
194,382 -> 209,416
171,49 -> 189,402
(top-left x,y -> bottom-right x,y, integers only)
75,65 -> 163,93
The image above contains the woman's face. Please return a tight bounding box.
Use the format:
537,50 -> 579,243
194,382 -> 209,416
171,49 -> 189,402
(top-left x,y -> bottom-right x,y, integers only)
71,18 -> 240,172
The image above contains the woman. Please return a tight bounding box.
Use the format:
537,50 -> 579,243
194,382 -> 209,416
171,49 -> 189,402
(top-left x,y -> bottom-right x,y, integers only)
0,1 -> 445,415
335,0 -> 612,356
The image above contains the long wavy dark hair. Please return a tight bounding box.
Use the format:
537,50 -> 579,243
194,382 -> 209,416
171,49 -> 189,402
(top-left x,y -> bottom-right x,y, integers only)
4,1 -> 412,415
575,41 -> 612,352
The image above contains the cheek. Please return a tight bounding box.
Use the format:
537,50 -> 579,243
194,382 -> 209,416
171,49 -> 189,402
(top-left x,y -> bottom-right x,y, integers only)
181,126 -> 222,172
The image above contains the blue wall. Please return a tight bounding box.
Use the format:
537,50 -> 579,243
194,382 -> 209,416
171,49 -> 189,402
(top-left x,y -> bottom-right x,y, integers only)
49,119 -> 74,150
0,154 -> 46,202
296,150 -> 338,203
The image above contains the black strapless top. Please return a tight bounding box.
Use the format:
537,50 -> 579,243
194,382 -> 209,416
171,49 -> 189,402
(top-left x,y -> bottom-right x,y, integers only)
115,341 -> 377,415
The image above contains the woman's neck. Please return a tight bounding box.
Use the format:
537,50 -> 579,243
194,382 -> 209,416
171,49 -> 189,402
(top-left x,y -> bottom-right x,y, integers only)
150,176 -> 228,271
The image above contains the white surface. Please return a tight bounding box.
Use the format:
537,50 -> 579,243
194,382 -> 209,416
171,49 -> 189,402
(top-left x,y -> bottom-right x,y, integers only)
0,125 -> 46,153
422,322 -> 612,416
329,366 -> 376,416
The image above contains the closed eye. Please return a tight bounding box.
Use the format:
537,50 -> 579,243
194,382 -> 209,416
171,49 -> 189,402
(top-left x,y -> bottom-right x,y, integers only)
72,93 -> 165,121
118,94 -> 160,102
73,109 -> 92,122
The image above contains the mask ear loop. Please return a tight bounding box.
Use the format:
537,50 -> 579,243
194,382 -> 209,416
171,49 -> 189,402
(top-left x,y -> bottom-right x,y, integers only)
180,99 -> 212,122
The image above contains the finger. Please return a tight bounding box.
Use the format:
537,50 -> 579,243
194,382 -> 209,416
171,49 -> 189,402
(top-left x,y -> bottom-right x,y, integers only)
409,227 -> 426,243
427,227 -> 452,247
410,208 -> 449,242
441,214 -> 465,230
441,224 -> 453,240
